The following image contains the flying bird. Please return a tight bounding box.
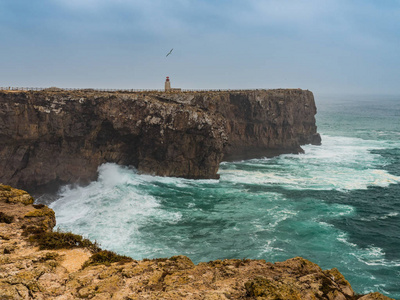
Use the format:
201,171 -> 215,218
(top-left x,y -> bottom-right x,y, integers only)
166,48 -> 173,57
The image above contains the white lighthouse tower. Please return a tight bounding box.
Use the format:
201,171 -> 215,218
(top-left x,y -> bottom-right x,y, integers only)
165,76 -> 171,91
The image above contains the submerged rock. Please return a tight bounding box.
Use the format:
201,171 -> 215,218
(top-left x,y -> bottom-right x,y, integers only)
0,185 -> 393,300
0,89 -> 320,192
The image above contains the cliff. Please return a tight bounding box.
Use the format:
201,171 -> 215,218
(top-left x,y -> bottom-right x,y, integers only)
0,185 -> 392,300
0,89 -> 321,192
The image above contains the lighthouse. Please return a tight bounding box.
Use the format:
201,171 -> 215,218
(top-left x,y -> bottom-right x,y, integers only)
165,76 -> 171,91
164,76 -> 181,92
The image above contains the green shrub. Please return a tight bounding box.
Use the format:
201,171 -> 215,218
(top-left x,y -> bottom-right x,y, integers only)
29,229 -> 101,252
82,250 -> 133,268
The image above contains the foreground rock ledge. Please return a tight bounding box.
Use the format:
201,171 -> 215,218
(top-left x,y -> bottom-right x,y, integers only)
0,89 -> 321,193
0,185 -> 393,300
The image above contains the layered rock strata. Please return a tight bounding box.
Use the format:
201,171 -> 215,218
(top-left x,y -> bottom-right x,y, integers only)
0,185 -> 392,300
0,89 -> 321,192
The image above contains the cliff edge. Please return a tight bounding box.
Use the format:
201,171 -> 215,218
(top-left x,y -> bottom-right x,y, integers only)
0,89 -> 321,192
0,185 -> 392,300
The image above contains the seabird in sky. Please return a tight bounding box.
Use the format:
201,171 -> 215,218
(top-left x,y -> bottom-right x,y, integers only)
166,48 -> 173,57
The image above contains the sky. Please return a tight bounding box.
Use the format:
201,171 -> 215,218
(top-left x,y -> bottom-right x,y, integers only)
0,0 -> 399,95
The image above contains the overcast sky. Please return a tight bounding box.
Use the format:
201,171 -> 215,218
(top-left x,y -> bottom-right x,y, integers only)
1,0 -> 399,95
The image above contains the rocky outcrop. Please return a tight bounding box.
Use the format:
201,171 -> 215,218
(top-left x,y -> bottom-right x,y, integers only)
0,89 -> 320,192
0,185 -> 393,300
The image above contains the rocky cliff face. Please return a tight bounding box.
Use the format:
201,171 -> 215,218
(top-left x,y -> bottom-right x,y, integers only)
0,185 -> 392,300
0,89 -> 320,192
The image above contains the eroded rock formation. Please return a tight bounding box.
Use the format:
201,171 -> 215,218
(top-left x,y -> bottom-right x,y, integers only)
0,185 -> 392,300
0,89 -> 320,192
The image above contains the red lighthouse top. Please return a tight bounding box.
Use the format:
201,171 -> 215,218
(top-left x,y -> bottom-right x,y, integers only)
166,76 -> 170,81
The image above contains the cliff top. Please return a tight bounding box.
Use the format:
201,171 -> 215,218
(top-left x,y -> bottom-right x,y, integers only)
0,87 -> 310,97
0,184 -> 392,299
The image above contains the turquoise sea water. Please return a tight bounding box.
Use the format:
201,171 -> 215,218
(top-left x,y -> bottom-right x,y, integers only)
48,95 -> 400,298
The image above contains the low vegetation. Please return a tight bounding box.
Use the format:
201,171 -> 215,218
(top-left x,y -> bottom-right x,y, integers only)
25,228 -> 133,268
82,250 -> 133,268
28,229 -> 101,252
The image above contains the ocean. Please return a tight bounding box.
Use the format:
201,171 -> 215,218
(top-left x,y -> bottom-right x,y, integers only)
46,95 -> 400,298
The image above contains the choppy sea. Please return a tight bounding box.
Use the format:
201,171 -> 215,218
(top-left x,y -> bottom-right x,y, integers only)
45,95 -> 400,298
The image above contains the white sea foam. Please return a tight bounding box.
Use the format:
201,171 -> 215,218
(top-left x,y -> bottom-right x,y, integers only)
260,239 -> 285,254
360,212 -> 399,222
219,135 -> 400,191
50,163 -> 183,254
351,246 -> 400,267
266,208 -> 297,229
318,221 -> 334,228
337,232 -> 357,247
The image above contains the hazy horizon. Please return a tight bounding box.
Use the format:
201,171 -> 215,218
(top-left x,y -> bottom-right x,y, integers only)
1,0 -> 399,95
